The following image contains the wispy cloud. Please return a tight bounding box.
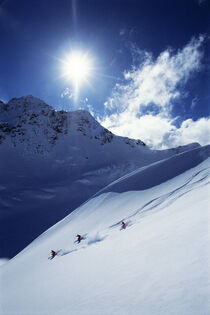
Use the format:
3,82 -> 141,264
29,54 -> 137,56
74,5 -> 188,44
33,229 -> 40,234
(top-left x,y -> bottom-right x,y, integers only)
164,117 -> 210,148
191,96 -> 199,110
61,87 -> 73,99
105,35 -> 204,112
100,35 -> 209,149
119,28 -> 126,36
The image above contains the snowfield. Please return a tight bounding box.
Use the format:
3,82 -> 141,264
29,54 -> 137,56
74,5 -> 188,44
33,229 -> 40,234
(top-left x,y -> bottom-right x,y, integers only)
1,145 -> 209,315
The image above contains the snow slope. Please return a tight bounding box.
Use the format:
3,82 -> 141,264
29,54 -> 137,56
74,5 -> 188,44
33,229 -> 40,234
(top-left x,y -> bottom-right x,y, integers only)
1,145 -> 209,315
0,95 -> 200,258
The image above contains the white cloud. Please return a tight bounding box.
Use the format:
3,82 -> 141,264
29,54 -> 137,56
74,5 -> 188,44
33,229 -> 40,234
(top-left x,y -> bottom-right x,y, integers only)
101,112 -> 175,148
105,35 -> 204,112
101,113 -> 210,149
166,117 -> 210,148
101,36 -> 209,149
61,87 -> 73,99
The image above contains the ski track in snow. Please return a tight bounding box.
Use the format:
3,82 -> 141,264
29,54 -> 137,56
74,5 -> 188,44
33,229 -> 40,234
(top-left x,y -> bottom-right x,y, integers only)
1,150 -> 210,315
130,167 -> 210,219
50,165 -> 210,260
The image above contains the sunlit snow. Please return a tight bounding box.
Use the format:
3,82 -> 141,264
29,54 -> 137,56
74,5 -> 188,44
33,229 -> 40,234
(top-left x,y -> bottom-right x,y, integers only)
1,145 -> 209,315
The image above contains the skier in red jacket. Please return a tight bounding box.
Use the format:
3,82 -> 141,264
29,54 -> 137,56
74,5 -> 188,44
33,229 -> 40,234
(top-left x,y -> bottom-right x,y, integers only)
50,250 -> 57,259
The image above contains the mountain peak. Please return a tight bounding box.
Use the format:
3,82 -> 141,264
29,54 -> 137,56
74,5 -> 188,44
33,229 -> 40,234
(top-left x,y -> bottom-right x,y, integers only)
7,95 -> 53,113
0,95 -> 147,154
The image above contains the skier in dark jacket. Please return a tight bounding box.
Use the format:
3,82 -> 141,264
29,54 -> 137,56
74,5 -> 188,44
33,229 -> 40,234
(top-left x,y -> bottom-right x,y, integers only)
76,234 -> 82,243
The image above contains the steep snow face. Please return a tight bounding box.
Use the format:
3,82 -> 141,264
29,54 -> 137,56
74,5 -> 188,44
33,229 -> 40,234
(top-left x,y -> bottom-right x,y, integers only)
0,96 -> 201,258
95,145 -> 210,195
1,146 -> 209,315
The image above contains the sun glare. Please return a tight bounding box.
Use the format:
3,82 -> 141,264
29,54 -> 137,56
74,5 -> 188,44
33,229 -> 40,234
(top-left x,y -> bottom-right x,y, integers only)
59,50 -> 94,102
62,51 -> 92,85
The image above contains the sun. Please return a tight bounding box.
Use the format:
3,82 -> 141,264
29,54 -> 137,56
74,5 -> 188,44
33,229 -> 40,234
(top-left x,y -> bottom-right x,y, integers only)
62,51 -> 92,85
59,50 -> 94,102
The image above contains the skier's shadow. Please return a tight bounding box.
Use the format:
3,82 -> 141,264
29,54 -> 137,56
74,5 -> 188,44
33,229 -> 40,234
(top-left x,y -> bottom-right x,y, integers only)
59,249 -> 78,256
87,234 -> 107,245
109,219 -> 133,230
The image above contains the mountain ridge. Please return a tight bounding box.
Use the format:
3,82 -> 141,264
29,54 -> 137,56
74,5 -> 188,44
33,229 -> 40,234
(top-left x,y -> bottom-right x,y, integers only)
0,95 -> 147,154
0,95 -> 202,258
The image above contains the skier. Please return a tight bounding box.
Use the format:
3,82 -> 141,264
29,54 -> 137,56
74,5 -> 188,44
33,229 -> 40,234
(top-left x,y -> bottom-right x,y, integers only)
50,250 -> 57,259
121,221 -> 126,229
76,234 -> 82,243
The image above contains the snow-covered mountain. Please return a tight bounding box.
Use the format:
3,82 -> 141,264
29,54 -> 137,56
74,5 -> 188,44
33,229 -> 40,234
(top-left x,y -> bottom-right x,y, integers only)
1,144 -> 209,315
0,95 -> 146,152
0,95 -> 200,258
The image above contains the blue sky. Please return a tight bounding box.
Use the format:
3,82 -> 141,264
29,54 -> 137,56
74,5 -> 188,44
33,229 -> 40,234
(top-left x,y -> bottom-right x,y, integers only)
0,0 -> 209,148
